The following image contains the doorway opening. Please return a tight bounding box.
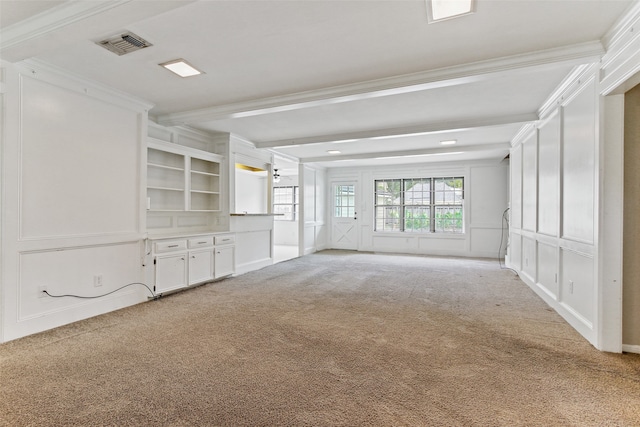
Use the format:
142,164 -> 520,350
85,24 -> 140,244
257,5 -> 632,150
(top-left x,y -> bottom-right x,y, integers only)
272,157 -> 300,263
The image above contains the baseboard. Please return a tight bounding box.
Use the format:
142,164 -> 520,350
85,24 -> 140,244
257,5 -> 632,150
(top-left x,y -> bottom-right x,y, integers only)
622,344 -> 640,354
234,258 -> 273,275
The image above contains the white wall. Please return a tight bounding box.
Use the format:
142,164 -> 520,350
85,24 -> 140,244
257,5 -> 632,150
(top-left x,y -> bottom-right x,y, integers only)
326,160 -> 508,258
227,137 -> 276,273
1,60 -> 152,342
509,68 -> 601,345
506,1 -> 640,351
300,165 -> 328,255
235,170 -> 267,214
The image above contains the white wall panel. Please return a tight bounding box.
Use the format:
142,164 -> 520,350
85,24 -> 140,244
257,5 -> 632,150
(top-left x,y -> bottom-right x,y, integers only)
20,77 -> 140,239
561,249 -> 595,327
537,112 -> 560,236
509,233 -> 522,271
235,230 -> 271,272
418,236 -> 466,253
303,166 -> 317,223
521,134 -> 537,232
470,228 -> 503,256
562,79 -> 596,243
537,242 -> 558,299
469,165 -> 508,225
521,236 -> 537,281
19,243 -> 142,320
274,221 -> 298,245
510,145 -> 523,230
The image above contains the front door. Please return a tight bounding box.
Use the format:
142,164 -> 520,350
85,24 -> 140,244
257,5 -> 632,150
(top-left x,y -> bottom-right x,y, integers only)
331,183 -> 358,250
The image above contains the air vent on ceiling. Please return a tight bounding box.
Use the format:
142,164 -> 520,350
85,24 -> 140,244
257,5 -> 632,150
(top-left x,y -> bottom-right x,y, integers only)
97,32 -> 152,56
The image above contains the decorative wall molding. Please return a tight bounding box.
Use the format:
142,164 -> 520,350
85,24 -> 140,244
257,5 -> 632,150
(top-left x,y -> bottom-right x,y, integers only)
538,64 -> 594,119
17,59 -> 154,112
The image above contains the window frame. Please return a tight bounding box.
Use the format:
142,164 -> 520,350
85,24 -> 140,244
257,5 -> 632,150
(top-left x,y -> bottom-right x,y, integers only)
374,177 -> 464,234
273,185 -> 299,221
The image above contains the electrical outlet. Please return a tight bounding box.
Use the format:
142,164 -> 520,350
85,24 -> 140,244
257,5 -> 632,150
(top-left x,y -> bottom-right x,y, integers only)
38,285 -> 48,298
94,275 -> 103,287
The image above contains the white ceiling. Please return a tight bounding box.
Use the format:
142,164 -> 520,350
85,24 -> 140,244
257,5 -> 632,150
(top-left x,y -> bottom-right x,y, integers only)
0,0 -> 635,169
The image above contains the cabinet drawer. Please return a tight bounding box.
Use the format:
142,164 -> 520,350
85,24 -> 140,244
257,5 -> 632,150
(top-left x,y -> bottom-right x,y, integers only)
215,234 -> 235,245
188,236 -> 214,248
154,240 -> 187,253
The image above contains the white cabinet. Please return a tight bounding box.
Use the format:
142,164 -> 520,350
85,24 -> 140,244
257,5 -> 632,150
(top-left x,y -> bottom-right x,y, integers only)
155,253 -> 187,293
189,249 -> 214,285
151,233 -> 235,294
214,234 -> 235,278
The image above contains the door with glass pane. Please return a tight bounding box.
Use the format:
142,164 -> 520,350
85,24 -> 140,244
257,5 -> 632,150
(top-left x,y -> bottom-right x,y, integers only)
331,183 -> 358,250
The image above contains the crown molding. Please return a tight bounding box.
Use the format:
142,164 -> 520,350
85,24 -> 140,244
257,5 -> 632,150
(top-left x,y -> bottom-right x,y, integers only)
0,1 -> 131,52
537,64 -> 594,120
510,123 -> 537,148
17,58 -> 154,111
601,0 -> 640,51
157,41 -> 603,127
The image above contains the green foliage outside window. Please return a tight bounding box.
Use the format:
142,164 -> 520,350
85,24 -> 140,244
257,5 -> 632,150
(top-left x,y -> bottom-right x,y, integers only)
375,177 -> 464,233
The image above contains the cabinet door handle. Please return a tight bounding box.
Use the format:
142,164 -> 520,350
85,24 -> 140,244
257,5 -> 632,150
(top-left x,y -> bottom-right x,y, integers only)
197,241 -> 207,244
168,244 -> 179,248
191,255 -> 196,259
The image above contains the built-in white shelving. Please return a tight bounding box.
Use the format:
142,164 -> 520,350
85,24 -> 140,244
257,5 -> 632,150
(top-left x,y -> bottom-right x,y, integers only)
146,138 -> 223,213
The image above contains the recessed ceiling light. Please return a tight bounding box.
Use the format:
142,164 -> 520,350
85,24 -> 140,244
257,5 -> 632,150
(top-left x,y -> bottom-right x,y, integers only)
440,139 -> 457,145
426,0 -> 475,23
327,150 -> 342,154
160,59 -> 203,77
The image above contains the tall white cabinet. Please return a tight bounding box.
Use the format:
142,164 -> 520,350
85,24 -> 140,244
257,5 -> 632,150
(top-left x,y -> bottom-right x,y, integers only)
146,127 -> 235,295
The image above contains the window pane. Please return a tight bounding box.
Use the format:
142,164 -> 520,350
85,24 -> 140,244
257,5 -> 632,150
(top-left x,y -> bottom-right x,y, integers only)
434,177 -> 463,205
375,180 -> 401,205
435,206 -> 463,233
404,178 -> 430,205
404,206 -> 430,232
335,184 -> 355,217
273,186 -> 298,221
375,179 -> 402,230
375,206 -> 400,231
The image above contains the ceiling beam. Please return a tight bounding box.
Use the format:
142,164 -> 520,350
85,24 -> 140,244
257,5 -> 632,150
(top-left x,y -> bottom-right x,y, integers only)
300,142 -> 511,163
156,41 -> 603,126
254,113 -> 538,148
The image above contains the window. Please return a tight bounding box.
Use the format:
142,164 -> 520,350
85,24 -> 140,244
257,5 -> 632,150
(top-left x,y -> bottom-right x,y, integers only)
375,177 -> 463,233
273,186 -> 298,221
334,184 -> 355,218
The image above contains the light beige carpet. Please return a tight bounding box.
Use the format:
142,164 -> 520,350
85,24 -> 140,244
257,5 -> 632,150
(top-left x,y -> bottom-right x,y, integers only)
1,250 -> 639,426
